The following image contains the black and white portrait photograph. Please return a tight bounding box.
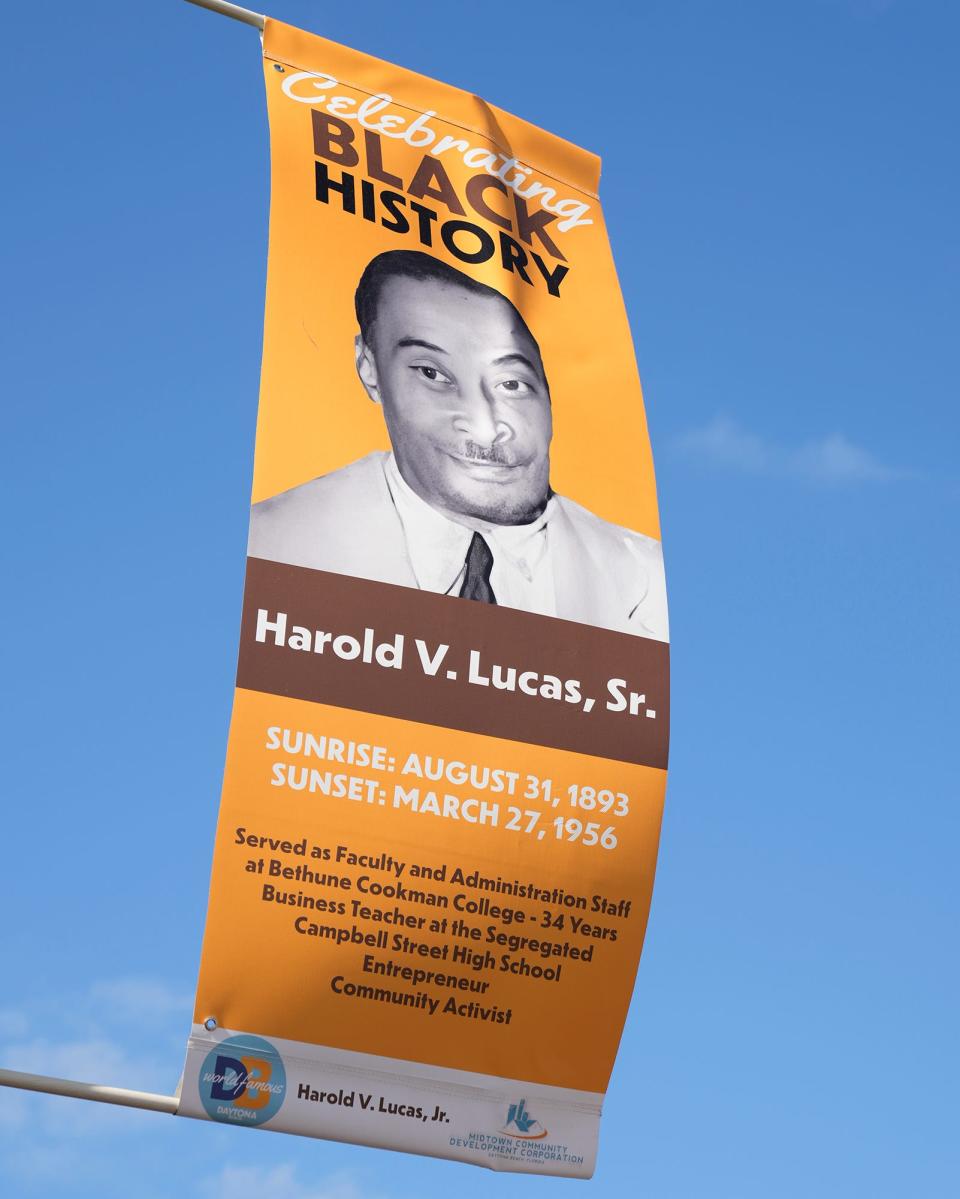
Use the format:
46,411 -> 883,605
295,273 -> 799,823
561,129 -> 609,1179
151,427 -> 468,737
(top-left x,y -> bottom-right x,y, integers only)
248,250 -> 669,641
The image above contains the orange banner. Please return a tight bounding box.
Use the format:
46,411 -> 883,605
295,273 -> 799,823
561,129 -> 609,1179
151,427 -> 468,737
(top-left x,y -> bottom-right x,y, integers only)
179,18 -> 669,1177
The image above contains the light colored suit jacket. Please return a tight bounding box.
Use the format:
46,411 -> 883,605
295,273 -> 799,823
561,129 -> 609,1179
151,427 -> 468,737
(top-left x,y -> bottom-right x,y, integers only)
248,452 -> 668,641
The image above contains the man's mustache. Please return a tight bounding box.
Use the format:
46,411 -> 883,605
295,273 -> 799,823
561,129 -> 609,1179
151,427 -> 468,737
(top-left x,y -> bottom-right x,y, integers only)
459,440 -> 511,465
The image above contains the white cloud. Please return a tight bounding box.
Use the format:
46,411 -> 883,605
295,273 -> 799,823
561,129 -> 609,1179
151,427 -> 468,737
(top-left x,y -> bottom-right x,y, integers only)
0,1008 -> 30,1039
0,1026 -> 176,1190
0,974 -> 190,1095
0,982 -> 386,1197
4,1036 -> 150,1088
674,416 -> 771,473
203,1164 -> 384,1199
674,415 -> 904,483
0,976 -> 187,1156
0,974 -> 193,1049
0,1035 -> 174,1137
90,977 -> 192,1023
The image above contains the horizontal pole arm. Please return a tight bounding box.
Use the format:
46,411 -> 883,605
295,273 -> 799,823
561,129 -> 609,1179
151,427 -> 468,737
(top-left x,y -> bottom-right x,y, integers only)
183,0 -> 265,31
0,1067 -> 178,1115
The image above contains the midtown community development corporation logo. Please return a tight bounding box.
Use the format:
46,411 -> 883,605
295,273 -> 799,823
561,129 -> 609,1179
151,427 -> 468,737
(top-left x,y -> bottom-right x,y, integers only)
502,1098 -> 548,1139
454,1098 -> 585,1169
199,1034 -> 287,1127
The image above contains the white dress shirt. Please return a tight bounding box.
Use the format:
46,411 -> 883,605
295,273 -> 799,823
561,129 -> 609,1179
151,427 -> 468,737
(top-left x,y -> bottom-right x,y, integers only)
383,453 -> 557,617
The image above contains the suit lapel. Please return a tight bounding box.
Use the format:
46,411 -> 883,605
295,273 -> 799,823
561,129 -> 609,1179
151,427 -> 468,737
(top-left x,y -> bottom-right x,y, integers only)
361,454 -> 419,588
550,500 -> 618,630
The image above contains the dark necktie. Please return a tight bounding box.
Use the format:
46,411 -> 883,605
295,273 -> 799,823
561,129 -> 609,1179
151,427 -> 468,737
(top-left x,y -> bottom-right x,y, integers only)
459,532 -> 497,604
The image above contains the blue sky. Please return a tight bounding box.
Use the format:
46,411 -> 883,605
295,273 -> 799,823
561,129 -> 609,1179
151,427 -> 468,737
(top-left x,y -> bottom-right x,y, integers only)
1,1 -> 957,1195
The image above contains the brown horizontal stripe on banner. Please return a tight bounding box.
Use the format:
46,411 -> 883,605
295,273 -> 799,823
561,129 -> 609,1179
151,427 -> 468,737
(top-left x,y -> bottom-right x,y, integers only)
238,558 -> 669,769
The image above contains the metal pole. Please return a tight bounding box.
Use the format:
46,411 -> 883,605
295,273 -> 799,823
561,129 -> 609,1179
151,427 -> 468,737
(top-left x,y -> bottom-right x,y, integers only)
0,1067 -> 178,1115
183,0 -> 266,31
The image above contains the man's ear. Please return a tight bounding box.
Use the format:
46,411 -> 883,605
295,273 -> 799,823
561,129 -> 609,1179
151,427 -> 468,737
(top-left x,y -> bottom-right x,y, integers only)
355,334 -> 381,405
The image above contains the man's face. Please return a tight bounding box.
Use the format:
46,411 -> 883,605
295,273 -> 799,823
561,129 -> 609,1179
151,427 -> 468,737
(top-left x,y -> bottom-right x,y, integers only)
356,275 -> 552,526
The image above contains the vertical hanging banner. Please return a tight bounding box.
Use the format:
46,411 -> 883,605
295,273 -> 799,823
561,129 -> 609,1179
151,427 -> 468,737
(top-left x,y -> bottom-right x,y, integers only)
179,18 -> 669,1178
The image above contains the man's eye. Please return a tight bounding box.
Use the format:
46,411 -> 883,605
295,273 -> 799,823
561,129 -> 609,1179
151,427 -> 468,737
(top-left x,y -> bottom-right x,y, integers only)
498,378 -> 532,395
413,365 -> 451,384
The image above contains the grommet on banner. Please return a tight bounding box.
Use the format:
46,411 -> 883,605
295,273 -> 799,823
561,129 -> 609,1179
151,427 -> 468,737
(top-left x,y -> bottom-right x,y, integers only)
203,1017 -> 218,1031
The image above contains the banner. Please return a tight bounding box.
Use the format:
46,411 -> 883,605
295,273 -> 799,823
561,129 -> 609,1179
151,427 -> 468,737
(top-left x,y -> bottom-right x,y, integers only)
178,18 -> 669,1178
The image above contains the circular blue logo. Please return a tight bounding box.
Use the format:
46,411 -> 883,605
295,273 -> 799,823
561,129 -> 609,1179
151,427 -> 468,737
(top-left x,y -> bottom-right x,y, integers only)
199,1034 -> 286,1127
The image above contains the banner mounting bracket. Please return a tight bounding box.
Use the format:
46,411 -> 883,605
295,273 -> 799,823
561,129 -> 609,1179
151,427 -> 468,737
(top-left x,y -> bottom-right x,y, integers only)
0,1067 -> 178,1116
183,0 -> 265,31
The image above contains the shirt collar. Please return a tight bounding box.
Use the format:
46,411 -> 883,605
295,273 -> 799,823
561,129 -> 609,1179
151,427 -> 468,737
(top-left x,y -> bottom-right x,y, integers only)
383,453 -> 555,591
484,506 -> 553,582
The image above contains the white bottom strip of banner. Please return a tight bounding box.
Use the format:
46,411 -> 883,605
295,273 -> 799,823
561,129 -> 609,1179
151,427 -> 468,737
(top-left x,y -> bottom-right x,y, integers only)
178,1025 -> 602,1177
